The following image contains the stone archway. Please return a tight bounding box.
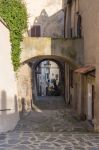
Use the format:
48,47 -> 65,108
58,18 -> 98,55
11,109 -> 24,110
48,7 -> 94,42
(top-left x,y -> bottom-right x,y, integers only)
33,60 -> 64,98
17,55 -> 77,112
31,59 -> 65,110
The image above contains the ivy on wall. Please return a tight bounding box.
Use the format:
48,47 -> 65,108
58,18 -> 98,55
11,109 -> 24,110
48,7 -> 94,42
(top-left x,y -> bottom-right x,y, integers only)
0,0 -> 27,71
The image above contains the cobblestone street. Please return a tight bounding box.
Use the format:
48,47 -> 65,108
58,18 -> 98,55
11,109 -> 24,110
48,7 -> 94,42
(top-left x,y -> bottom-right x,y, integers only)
0,97 -> 99,150
1,132 -> 99,150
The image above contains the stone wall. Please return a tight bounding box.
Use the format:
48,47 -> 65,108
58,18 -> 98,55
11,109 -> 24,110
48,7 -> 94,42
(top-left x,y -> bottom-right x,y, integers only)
79,0 -> 99,65
17,64 -> 32,112
21,37 -> 84,65
63,0 -> 99,131
0,20 -> 19,133
18,37 -> 83,111
51,38 -> 84,64
63,0 -> 98,65
76,0 -> 99,130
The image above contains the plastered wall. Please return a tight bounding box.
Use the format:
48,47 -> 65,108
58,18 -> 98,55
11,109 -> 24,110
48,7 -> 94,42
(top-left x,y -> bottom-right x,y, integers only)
0,21 -> 19,133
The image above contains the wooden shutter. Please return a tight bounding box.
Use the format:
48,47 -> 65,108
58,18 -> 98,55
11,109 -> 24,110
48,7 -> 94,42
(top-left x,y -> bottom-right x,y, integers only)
36,26 -> 40,37
31,25 -> 41,37
31,26 -> 35,37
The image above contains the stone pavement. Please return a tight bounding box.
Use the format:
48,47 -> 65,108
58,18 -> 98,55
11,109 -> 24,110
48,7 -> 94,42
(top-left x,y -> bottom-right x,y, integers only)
1,132 -> 99,150
15,109 -> 91,132
0,97 -> 99,150
0,131 -> 99,150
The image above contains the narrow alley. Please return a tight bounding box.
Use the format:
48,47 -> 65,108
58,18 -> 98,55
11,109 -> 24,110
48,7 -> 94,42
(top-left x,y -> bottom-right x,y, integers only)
0,97 -> 99,150
16,97 -> 90,133
0,0 -> 99,150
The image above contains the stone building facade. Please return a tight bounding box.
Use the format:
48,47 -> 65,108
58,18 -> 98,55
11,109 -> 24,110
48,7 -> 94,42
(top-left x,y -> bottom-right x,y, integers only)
17,0 -> 99,131
63,0 -> 99,130
18,0 -> 82,115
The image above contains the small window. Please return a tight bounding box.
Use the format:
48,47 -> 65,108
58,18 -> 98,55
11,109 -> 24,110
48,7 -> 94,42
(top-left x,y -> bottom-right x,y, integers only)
46,73 -> 49,79
31,25 -> 41,37
67,0 -> 72,4
77,14 -> 82,38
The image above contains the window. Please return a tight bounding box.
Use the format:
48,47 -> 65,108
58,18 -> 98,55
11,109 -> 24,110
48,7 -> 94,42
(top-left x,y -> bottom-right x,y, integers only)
67,0 -> 72,4
77,14 -> 82,38
46,73 -> 49,79
31,25 -> 41,37
66,0 -> 80,38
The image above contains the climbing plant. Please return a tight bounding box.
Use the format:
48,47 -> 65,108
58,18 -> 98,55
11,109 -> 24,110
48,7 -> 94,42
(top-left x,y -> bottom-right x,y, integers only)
0,0 -> 27,71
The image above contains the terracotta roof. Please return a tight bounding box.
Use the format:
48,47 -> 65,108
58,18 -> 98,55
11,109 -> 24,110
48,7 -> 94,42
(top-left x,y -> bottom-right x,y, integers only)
75,65 -> 95,74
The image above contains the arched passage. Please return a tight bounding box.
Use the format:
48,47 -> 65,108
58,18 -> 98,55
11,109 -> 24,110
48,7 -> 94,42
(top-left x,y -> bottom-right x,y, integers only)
21,55 -> 77,110
35,60 -> 64,97
35,60 -> 62,96
18,55 -> 77,111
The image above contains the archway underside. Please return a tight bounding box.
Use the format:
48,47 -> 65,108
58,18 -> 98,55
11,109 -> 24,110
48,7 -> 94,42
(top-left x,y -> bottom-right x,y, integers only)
22,55 -> 78,69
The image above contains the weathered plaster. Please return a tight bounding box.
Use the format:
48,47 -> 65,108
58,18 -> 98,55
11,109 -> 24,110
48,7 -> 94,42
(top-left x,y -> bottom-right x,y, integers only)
17,64 -> 32,112
21,37 -> 83,65
0,21 -> 19,133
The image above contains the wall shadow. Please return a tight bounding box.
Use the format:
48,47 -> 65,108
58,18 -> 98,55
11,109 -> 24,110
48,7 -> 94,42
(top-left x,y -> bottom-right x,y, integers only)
0,90 -> 19,132
1,91 -> 7,115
